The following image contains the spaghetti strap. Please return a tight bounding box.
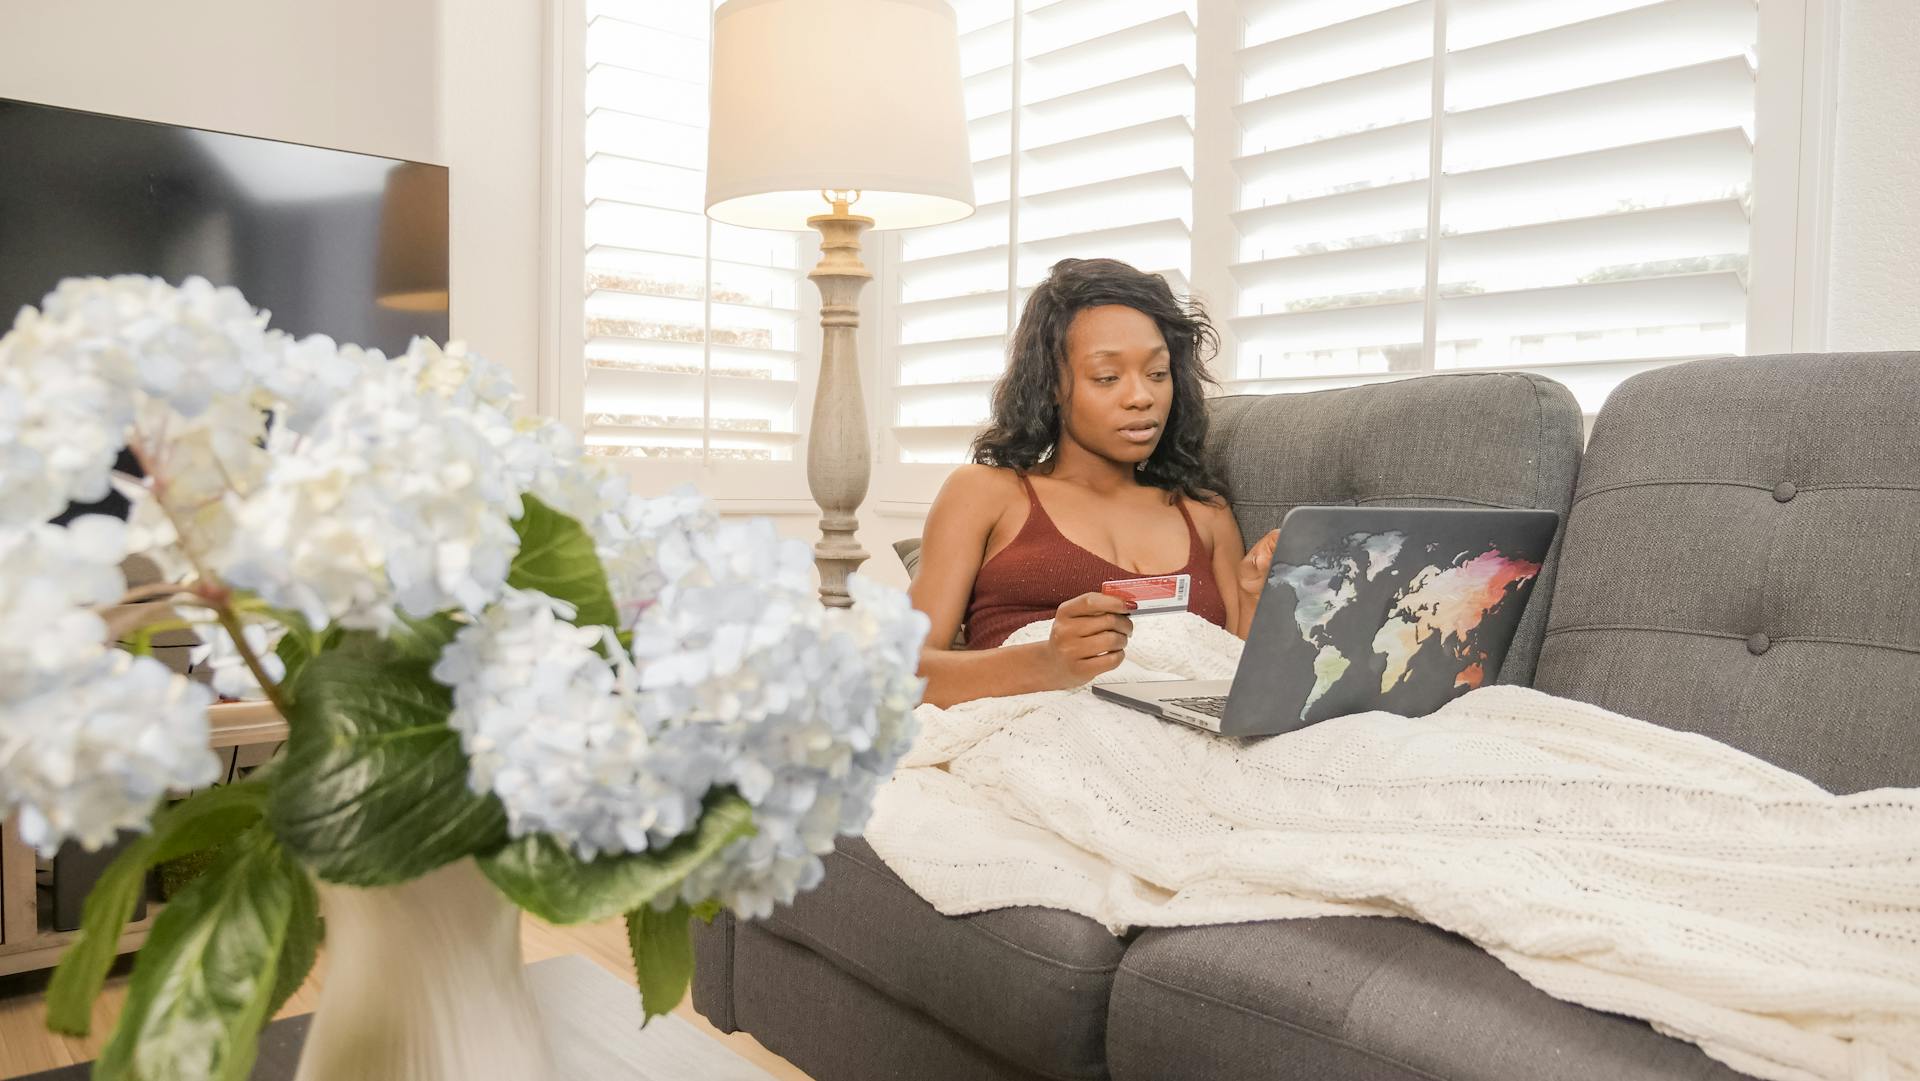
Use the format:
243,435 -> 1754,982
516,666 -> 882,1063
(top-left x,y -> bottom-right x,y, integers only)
1015,472 -> 1051,526
1173,496 -> 1204,544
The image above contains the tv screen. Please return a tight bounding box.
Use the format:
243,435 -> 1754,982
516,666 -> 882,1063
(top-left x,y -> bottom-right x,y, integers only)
0,97 -> 450,519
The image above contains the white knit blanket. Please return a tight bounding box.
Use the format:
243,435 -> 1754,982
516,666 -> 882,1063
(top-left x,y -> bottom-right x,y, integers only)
866,614 -> 1920,1081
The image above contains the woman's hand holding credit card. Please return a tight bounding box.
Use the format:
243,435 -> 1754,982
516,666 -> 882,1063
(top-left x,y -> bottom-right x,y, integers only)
1043,590 -> 1138,686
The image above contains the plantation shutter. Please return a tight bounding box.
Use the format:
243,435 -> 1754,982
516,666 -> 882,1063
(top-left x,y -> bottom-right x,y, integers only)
891,0 -> 1197,465
581,0 -> 810,462
1229,0 -> 1758,414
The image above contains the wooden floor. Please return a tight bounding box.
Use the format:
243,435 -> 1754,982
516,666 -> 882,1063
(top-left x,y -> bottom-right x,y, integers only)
0,915 -> 814,1081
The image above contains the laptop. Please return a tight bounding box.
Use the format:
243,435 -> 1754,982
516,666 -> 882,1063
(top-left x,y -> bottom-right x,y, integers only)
1092,506 -> 1559,737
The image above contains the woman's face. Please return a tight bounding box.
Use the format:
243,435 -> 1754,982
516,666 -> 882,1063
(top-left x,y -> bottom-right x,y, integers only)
1056,304 -> 1173,467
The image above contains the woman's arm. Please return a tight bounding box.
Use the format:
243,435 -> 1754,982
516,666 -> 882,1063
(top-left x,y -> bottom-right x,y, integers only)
909,467 -> 1132,708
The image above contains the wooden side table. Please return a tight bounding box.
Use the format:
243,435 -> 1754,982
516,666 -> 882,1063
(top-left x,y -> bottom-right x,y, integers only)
0,701 -> 289,977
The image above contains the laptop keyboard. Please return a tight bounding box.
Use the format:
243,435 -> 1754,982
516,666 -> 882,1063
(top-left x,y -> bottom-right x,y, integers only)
1163,695 -> 1229,719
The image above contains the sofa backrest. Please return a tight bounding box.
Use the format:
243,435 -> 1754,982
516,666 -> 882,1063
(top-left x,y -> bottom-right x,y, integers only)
1204,371 -> 1583,685
1531,351 -> 1920,793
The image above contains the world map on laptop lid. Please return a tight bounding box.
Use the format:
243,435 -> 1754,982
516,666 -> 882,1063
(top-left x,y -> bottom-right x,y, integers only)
1267,528 -> 1543,723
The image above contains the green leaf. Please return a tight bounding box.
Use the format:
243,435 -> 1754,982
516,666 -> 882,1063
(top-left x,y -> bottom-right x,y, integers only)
264,867 -> 322,1020
271,617 -> 326,689
478,792 -> 754,925
94,827 -> 305,1081
626,902 -> 695,1027
508,495 -> 618,630
273,609 -> 453,691
334,613 -> 459,665
268,641 -> 507,887
45,783 -> 270,1036
126,620 -> 188,659
691,898 -> 723,924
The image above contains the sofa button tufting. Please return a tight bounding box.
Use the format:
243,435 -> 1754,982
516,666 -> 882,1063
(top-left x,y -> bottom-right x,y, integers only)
1773,481 -> 1797,502
1747,633 -> 1771,655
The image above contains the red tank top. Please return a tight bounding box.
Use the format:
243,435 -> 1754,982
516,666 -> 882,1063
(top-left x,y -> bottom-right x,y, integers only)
963,473 -> 1230,650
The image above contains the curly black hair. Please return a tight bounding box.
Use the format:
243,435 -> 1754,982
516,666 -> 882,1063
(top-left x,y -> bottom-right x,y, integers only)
970,257 -> 1227,504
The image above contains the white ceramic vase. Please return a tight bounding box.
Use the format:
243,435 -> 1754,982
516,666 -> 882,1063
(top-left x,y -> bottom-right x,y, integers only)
291,858 -> 557,1081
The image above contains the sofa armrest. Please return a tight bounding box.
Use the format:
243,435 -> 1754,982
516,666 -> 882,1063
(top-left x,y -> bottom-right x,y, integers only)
690,909 -> 739,1032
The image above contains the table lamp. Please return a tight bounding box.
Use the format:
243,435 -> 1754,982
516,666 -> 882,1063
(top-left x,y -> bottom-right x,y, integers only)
706,0 -> 976,607
374,162 -> 450,312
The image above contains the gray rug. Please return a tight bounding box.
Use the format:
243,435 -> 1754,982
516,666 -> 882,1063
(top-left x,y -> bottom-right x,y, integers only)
15,954 -> 781,1081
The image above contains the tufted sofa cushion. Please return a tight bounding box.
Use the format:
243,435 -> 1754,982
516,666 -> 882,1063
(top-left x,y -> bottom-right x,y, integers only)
1205,371 -> 1584,685
1532,351 -> 1920,793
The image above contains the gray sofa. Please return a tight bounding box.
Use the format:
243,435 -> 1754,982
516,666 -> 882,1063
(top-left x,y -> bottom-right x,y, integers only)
691,352 -> 1920,1081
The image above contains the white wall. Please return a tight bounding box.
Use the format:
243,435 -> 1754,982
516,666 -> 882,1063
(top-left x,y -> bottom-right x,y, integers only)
0,0 -> 548,399
0,0 -> 442,163
1823,0 -> 1920,351
442,0 -> 549,405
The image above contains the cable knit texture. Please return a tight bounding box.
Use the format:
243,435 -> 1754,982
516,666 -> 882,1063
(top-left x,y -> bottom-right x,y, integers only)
865,612 -> 1920,1081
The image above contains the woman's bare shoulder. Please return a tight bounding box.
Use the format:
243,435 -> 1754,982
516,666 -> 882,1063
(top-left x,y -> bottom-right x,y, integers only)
1186,491 -> 1242,543
1182,487 -> 1234,519
934,463 -> 1024,505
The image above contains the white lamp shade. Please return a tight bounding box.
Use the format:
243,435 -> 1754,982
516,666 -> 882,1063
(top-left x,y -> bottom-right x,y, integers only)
705,0 -> 976,230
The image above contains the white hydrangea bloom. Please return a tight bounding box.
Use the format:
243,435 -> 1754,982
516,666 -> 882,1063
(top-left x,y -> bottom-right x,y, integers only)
113,391 -> 275,580
432,504 -> 929,905
0,308 -> 135,527
0,274 -> 285,540
0,518 -> 129,695
397,337 -> 517,413
601,510 -> 930,918
31,275 -> 272,421
222,354 -> 526,632
0,273 -> 934,909
665,571 -> 929,918
593,487 -> 716,630
262,334 -> 384,436
0,517 -> 219,854
433,587 -> 708,859
0,651 -> 219,853
187,618 -> 287,701
502,416 -> 630,530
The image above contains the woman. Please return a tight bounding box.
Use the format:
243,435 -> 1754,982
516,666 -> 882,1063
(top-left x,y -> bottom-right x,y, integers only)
911,258 -> 1279,708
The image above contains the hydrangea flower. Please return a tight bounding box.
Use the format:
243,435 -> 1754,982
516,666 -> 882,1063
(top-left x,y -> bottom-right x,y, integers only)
1,274 -> 935,922
661,570 -> 930,918
506,416 -> 630,531
1,651 -> 219,852
592,487 -> 716,630
0,518 -> 219,853
432,494 -> 931,915
261,334 -> 384,436
221,343 -> 528,632
0,518 -> 129,695
601,509 -> 930,917
187,619 -> 287,702
29,274 -> 271,422
433,587 -> 705,859
0,308 -> 135,527
398,337 -> 517,414
114,391 -> 276,582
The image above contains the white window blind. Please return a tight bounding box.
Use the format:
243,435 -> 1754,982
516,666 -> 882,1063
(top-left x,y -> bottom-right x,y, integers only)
890,0 -> 1197,465
581,0 -> 809,462
1230,0 -> 1759,413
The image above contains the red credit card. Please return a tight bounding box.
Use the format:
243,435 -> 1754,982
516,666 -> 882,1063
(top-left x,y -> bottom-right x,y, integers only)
1100,573 -> 1191,613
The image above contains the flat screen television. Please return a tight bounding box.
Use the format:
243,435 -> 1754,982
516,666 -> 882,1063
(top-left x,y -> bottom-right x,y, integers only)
0,97 -> 450,519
